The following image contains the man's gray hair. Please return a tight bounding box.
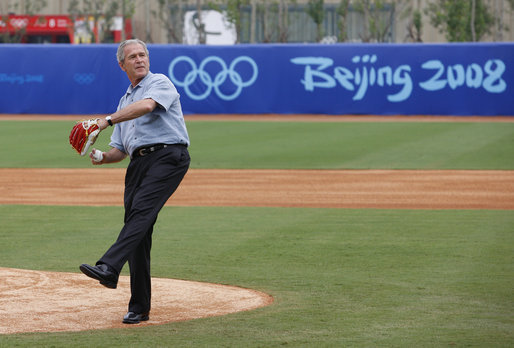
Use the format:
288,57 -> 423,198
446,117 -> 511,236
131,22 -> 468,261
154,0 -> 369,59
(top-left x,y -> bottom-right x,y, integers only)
117,39 -> 149,63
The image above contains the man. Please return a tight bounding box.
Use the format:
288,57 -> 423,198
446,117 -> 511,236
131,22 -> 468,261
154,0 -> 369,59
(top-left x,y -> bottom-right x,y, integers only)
79,39 -> 190,324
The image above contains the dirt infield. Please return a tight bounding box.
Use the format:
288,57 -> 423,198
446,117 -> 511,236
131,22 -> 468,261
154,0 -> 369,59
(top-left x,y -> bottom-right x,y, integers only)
1,168 -> 513,210
1,114 -> 513,334
0,267 -> 272,335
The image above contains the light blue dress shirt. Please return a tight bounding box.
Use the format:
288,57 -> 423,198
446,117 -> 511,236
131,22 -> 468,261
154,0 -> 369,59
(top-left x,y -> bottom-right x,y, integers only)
109,72 -> 190,158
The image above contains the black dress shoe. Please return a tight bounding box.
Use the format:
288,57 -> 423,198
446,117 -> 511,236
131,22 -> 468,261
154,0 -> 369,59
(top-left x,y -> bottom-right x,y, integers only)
123,311 -> 150,324
79,263 -> 118,289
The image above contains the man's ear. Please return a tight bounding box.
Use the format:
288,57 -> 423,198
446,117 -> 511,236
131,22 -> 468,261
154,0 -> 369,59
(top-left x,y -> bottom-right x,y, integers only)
119,61 -> 126,71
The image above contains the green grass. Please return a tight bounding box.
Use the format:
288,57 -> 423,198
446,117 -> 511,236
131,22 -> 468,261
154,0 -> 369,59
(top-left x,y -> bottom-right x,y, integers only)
0,118 -> 513,346
0,205 -> 513,347
0,120 -> 513,169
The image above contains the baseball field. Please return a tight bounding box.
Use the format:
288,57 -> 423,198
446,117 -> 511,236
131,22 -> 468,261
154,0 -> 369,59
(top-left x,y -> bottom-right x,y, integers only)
0,114 -> 513,346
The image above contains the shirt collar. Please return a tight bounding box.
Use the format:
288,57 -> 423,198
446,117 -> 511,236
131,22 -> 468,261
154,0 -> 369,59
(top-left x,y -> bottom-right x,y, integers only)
126,71 -> 153,95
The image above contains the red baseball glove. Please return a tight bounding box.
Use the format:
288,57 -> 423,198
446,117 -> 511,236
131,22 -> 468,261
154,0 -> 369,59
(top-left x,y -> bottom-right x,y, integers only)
69,119 -> 101,156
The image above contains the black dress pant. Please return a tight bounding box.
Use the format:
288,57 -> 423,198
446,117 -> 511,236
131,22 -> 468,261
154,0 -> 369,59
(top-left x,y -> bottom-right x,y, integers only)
98,144 -> 190,314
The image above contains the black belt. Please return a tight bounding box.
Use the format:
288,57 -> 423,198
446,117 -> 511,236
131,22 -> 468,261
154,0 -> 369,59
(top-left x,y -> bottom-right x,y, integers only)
133,144 -> 169,158
133,143 -> 187,158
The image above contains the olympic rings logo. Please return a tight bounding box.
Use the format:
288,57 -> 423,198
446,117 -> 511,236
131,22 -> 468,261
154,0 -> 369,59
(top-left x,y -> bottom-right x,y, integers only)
168,56 -> 258,101
9,18 -> 29,29
73,73 -> 95,85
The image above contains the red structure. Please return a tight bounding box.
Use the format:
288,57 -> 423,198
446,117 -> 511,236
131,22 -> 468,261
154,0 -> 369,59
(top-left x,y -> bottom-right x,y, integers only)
0,14 -> 132,44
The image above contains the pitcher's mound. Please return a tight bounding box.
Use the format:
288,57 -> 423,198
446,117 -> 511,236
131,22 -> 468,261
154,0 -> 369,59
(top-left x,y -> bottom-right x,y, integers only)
0,267 -> 273,334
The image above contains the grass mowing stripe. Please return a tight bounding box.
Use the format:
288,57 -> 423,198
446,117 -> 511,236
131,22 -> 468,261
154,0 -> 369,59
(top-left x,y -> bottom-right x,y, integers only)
1,205 -> 512,346
1,120 -> 513,169
188,121 -> 514,169
0,121 -> 121,168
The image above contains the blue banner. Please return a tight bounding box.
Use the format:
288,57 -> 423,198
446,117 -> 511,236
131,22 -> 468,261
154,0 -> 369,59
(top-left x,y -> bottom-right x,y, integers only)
0,43 -> 512,116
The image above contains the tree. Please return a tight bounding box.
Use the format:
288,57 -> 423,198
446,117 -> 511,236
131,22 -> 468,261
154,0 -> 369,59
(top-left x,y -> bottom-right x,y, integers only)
68,0 -> 127,43
120,0 -> 135,42
277,0 -> 289,42
250,0 -> 257,42
492,0 -> 514,41
25,0 -> 48,13
257,0 -> 273,42
425,0 -> 493,42
195,0 -> 206,44
209,0 -> 249,44
152,0 -> 184,43
255,0 -> 290,43
335,0 -> 350,42
353,0 -> 410,43
405,7 -> 422,42
306,0 -> 324,42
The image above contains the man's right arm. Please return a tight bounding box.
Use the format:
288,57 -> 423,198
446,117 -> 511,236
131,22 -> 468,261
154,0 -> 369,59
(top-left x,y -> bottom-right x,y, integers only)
97,98 -> 157,130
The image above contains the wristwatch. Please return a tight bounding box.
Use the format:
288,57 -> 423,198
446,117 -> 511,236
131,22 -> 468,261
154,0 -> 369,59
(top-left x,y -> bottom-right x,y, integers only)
106,115 -> 113,126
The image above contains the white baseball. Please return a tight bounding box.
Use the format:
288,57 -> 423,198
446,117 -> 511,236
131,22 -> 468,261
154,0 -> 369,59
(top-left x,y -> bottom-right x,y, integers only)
92,150 -> 104,162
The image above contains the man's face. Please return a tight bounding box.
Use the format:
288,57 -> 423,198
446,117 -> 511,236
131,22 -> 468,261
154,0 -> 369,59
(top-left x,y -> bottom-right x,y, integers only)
119,43 -> 149,85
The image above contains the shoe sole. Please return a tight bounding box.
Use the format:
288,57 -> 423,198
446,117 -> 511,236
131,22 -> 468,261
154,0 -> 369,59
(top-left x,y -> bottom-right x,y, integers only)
79,264 -> 117,289
123,315 -> 149,324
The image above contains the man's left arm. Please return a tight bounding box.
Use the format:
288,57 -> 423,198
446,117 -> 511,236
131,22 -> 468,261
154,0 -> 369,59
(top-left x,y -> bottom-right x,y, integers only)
97,98 -> 156,130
